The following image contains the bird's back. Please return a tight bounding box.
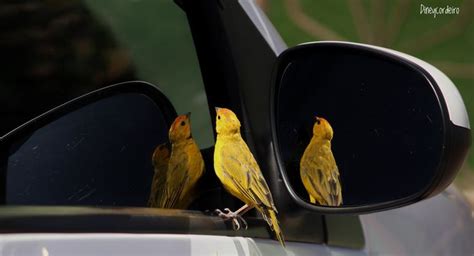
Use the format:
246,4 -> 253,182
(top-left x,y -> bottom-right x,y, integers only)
215,134 -> 275,209
161,139 -> 204,208
300,139 -> 342,206
183,139 -> 205,194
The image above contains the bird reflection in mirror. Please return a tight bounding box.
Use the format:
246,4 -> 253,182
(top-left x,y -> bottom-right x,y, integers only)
148,142 -> 170,207
300,116 -> 343,206
148,113 -> 205,209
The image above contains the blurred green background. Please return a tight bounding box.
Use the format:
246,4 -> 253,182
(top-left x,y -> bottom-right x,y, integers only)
85,0 -> 473,169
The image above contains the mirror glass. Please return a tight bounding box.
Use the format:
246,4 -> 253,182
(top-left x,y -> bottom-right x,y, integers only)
274,44 -> 444,207
5,93 -> 169,206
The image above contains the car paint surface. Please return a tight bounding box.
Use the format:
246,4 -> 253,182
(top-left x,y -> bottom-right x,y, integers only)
0,233 -> 366,256
361,185 -> 474,255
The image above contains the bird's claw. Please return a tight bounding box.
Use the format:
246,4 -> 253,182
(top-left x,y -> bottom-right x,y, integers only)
213,208 -> 248,231
237,215 -> 248,230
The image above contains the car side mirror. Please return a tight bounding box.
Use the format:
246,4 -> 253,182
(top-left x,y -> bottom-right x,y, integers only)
271,42 -> 471,214
0,81 -> 177,206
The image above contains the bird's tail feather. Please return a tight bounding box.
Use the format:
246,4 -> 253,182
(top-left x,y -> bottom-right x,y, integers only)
262,208 -> 285,247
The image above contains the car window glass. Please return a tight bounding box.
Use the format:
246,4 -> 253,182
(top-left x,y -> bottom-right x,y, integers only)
85,0 -> 214,148
7,93 -> 168,206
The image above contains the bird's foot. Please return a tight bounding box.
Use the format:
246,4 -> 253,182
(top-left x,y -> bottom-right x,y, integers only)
214,208 -> 248,230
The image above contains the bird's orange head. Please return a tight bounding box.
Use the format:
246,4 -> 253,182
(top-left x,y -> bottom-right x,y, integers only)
169,113 -> 192,143
215,107 -> 241,135
313,116 -> 333,140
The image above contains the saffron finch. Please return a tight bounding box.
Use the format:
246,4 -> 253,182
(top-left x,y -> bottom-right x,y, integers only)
160,113 -> 205,209
300,116 -> 342,206
214,107 -> 285,247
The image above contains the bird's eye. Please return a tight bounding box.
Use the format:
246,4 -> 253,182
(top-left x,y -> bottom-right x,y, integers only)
217,115 -> 221,120
316,119 -> 321,125
180,121 -> 186,126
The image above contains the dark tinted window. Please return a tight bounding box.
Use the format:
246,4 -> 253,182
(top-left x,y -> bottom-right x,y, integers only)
7,93 -> 168,206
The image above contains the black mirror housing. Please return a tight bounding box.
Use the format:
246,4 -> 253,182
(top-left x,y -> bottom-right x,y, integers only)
271,42 -> 471,214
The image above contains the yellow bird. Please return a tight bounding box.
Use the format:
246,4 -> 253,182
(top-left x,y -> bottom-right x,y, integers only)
148,142 -> 170,207
213,107 -> 285,247
300,116 -> 343,206
160,113 -> 205,209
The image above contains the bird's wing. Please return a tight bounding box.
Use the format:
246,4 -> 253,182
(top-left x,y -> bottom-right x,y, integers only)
151,162 -> 170,207
301,156 -> 329,205
302,151 -> 342,206
220,140 -> 276,210
186,142 -> 205,185
327,154 -> 343,206
161,152 -> 189,208
152,142 -> 171,169
149,143 -> 171,207
149,165 -> 168,207
323,146 -> 342,205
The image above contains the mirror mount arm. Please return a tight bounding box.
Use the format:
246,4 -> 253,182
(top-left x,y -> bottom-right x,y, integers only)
174,0 -> 286,145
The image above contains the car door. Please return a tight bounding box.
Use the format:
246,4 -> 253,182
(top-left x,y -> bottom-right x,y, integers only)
0,1 -> 335,254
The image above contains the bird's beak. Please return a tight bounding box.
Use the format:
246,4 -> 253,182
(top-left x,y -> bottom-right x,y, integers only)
315,116 -> 321,125
215,107 -> 221,113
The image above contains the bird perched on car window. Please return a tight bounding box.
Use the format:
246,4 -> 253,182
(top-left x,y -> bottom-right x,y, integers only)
213,107 -> 285,247
300,116 -> 343,206
158,113 -> 205,209
148,142 -> 171,208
